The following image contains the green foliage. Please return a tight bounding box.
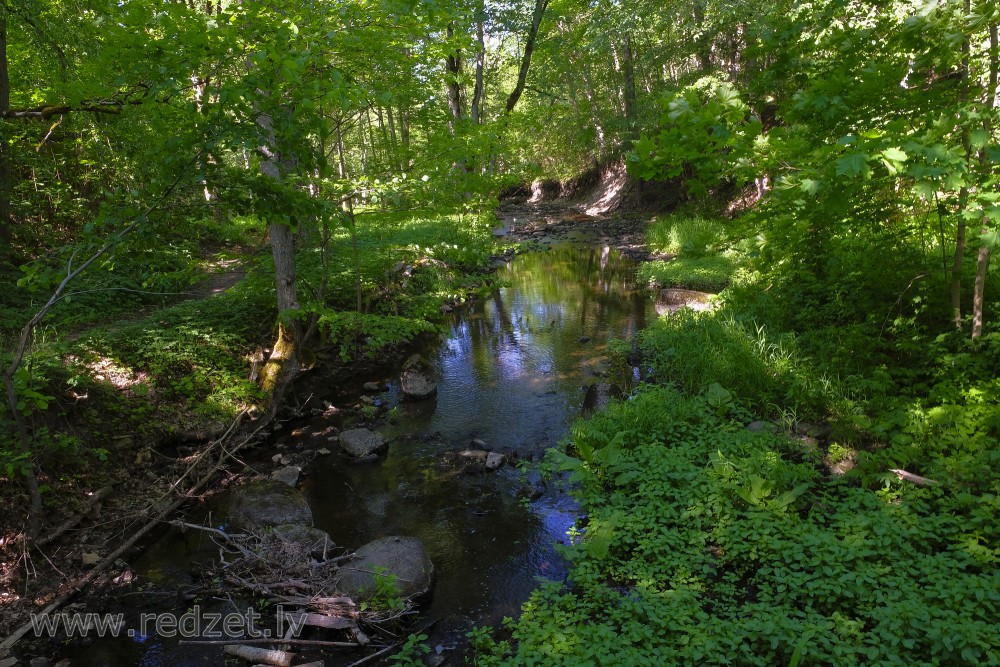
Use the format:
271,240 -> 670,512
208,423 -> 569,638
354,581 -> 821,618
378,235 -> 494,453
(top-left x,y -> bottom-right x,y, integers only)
305,308 -> 438,363
389,633 -> 431,667
481,387 -> 1000,666
79,280 -> 273,417
638,310 -> 829,419
629,77 -> 762,198
360,566 -> 408,615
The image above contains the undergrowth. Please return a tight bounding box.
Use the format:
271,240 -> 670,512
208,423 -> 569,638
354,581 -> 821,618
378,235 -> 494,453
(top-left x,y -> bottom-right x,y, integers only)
472,206 -> 1000,666
475,387 -> 1000,666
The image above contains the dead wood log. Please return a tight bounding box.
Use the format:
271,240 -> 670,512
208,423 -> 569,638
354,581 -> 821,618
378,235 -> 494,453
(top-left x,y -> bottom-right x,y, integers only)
223,644 -> 294,666
890,469 -> 939,486
283,612 -> 355,630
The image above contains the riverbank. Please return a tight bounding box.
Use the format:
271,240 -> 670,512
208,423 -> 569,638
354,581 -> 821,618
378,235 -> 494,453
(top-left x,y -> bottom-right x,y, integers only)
471,209 -> 1000,665
3,201 -> 662,667
0,206 -> 509,653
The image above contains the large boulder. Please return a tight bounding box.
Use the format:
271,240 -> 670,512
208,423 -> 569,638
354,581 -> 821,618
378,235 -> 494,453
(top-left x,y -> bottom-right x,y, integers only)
340,428 -> 388,460
400,354 -> 437,400
227,479 -> 312,530
336,536 -> 434,600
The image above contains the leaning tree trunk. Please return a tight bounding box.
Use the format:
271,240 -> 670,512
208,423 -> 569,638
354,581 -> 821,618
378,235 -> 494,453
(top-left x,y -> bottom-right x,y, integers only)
505,0 -> 549,113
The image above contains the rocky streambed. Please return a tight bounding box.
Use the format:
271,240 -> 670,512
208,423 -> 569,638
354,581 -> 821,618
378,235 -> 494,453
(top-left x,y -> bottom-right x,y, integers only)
48,216 -> 720,666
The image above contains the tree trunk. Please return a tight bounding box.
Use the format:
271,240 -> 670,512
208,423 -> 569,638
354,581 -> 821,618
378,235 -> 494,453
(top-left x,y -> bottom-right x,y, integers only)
972,22 -> 998,340
446,24 -> 463,134
257,111 -> 302,419
471,0 -> 486,125
972,236 -> 989,339
693,0 -> 712,72
0,8 -> 12,254
398,106 -> 410,171
951,0 -> 972,331
622,32 -> 638,138
385,105 -> 401,172
505,0 -> 549,113
579,57 -> 606,154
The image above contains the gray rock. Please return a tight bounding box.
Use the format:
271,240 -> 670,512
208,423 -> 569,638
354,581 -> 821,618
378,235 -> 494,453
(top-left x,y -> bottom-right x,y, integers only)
29,658 -> 51,667
582,383 -> 622,413
485,452 -> 505,470
340,428 -> 388,459
227,479 -> 312,530
363,381 -> 381,392
400,354 -> 437,400
336,536 -> 434,600
471,438 -> 488,448
746,420 -> 778,433
0,658 -> 17,667
794,421 -> 830,439
270,524 -> 334,559
54,661 -> 71,667
271,466 -> 301,487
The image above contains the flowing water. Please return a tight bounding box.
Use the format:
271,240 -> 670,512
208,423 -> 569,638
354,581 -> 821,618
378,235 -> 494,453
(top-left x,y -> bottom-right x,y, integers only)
56,240 -> 655,666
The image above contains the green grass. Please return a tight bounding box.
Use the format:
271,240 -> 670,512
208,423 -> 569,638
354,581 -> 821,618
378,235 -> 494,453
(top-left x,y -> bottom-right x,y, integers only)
639,309 -> 830,419
638,255 -> 734,292
646,212 -> 727,256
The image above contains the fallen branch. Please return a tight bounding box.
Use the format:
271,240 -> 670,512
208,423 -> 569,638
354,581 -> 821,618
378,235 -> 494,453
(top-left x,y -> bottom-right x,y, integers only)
223,644 -> 294,666
33,486 -> 113,548
180,638 -> 361,648
0,409 -> 265,657
891,469 -> 939,486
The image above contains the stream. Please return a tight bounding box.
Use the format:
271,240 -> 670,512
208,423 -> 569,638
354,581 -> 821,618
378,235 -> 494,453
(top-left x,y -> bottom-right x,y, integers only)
57,236 -> 655,666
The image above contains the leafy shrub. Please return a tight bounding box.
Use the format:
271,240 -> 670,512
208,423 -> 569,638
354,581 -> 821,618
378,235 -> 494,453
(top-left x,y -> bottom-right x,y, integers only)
302,308 -> 438,362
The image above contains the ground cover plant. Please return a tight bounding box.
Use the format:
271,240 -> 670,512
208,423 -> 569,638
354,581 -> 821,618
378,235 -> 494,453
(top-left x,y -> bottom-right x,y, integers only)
471,184 -> 1000,664
475,383 -> 1000,666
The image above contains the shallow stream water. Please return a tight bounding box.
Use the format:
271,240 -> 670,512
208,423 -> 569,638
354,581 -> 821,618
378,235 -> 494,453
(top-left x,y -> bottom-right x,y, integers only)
58,239 -> 655,666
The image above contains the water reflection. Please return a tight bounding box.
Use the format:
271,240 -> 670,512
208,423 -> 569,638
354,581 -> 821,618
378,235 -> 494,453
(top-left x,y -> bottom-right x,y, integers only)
381,243 -> 654,449
60,242 -> 654,665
